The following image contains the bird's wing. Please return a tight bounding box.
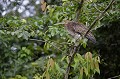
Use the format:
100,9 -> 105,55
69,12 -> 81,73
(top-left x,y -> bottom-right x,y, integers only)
73,23 -> 88,36
74,23 -> 96,43
86,32 -> 96,44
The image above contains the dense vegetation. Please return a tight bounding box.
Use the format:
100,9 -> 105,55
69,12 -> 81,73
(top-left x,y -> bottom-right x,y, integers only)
0,0 -> 120,79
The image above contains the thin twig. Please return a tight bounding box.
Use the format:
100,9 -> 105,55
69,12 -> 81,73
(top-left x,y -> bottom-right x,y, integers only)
29,39 -> 46,42
29,39 -> 63,52
29,38 -> 71,45
93,3 -> 102,13
64,0 -> 115,79
108,75 -> 120,79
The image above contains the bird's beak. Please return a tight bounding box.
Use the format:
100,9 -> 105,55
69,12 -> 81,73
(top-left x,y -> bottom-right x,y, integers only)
54,22 -> 65,25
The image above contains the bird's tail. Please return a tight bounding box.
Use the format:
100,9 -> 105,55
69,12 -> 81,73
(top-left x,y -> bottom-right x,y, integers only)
86,33 -> 96,44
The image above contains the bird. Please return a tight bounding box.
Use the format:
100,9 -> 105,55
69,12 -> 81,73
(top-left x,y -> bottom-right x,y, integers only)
63,20 -> 96,44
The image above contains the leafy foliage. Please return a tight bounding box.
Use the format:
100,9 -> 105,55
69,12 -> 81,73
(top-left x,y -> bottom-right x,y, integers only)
0,0 -> 119,79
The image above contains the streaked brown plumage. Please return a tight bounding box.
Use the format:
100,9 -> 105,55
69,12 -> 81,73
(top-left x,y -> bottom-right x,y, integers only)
64,20 -> 96,44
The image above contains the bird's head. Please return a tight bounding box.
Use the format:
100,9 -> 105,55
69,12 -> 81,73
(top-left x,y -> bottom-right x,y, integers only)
54,20 -> 72,27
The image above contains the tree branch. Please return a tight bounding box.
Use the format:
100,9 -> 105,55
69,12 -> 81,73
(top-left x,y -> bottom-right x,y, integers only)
75,0 -> 84,22
64,0 -> 115,79
85,0 -> 115,36
64,45 -> 78,79
29,39 -> 63,52
65,0 -> 84,79
108,75 -> 120,79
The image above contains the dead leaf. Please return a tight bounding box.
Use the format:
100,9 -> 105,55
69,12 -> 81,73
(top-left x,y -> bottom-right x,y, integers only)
41,0 -> 47,12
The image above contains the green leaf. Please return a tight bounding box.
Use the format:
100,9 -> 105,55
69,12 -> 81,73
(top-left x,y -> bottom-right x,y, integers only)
82,39 -> 87,48
20,54 -> 26,58
18,33 -> 23,38
16,75 -> 22,78
22,31 -> 30,40
61,56 -> 66,61
21,19 -> 27,23
84,67 -> 88,76
74,56 -> 79,63
66,56 -> 69,64
44,43 -> 50,51
11,32 -> 15,36
22,47 -> 26,50
62,0 -> 68,1
0,30 -> 5,34
31,62 -> 38,66
76,53 -> 84,62
46,72 -> 50,79
79,68 -> 83,79
55,62 -> 61,72
72,62 -> 79,70
94,60 -> 100,74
